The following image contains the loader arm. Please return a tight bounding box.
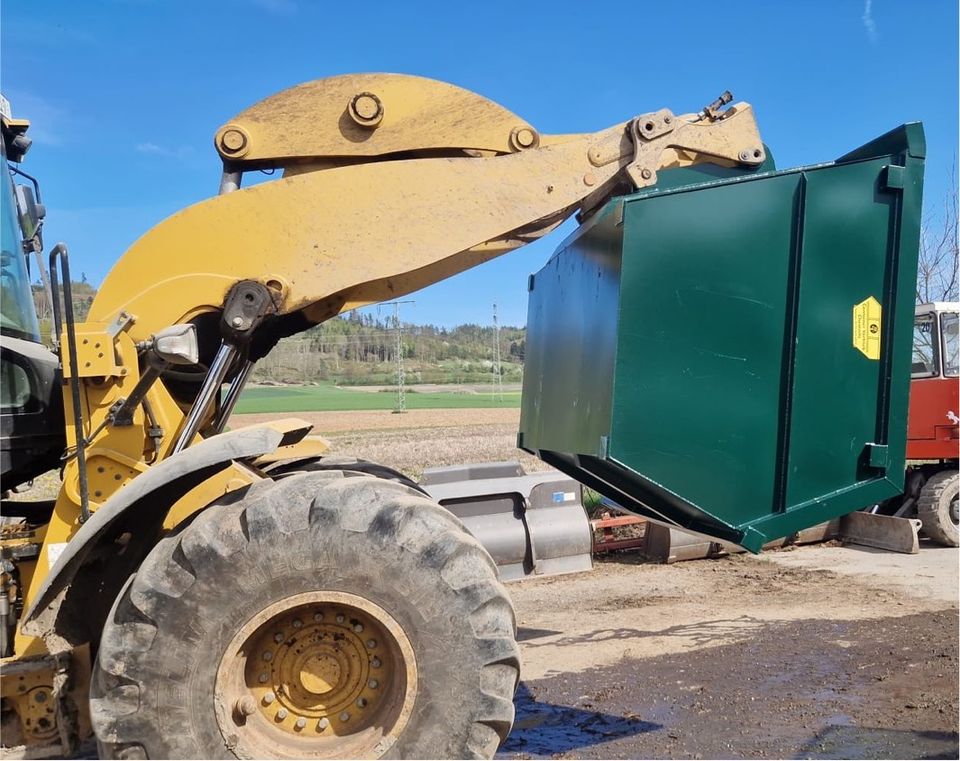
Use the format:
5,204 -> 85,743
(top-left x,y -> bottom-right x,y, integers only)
42,73 -> 766,565
89,74 -> 765,338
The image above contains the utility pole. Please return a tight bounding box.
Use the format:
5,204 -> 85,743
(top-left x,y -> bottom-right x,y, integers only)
382,300 -> 414,413
492,302 -> 503,402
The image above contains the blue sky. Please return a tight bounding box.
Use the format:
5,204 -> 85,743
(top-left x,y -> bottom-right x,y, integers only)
3,0 -> 957,327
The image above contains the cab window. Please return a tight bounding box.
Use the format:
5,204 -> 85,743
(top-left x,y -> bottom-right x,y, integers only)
911,314 -> 938,378
941,312 -> 959,378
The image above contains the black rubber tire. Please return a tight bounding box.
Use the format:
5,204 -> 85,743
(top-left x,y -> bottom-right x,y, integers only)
90,472 -> 520,759
917,469 -> 959,547
263,455 -> 426,495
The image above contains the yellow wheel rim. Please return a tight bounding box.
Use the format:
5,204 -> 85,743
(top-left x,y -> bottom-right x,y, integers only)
215,591 -> 417,759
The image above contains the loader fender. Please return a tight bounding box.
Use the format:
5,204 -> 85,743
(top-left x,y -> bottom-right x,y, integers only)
22,420 -> 311,643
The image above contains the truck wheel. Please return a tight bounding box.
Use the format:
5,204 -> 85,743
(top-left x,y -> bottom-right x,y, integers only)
917,469 -> 959,547
90,472 -> 519,759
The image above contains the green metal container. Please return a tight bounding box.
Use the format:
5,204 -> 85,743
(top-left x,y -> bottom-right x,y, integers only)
518,124 -> 925,552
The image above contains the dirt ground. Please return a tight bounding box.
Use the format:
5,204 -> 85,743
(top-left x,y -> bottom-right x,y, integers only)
501,548 -> 958,759
12,409 -> 959,759
232,408 -> 548,479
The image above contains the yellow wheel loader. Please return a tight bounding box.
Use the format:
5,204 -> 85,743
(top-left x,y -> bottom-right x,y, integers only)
0,73 -> 924,759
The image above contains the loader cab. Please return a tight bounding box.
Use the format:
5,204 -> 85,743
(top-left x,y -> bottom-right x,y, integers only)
907,302 -> 959,460
0,106 -> 65,491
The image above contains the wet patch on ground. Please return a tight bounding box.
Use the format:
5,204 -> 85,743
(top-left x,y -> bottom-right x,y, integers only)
500,611 -> 959,759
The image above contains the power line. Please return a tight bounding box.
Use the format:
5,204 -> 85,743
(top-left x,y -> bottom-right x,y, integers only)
492,302 -> 503,402
380,300 -> 415,413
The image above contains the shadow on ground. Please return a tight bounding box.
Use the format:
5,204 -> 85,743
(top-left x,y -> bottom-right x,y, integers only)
498,683 -> 660,758
796,724 -> 960,760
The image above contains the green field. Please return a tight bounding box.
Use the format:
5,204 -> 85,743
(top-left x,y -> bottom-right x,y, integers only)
235,384 -> 521,413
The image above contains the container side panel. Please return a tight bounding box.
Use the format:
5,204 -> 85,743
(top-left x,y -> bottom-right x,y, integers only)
610,176 -> 799,525
786,160 -> 902,507
519,210 -> 622,455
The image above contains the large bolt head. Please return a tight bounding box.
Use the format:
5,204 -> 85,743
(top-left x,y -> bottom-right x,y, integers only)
348,92 -> 384,128
219,127 -> 249,156
236,696 -> 257,716
510,126 -> 538,150
516,128 -> 536,147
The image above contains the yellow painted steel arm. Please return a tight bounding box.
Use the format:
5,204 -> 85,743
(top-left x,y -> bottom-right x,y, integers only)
88,73 -> 765,341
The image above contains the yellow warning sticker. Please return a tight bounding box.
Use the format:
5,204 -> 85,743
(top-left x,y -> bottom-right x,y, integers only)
853,296 -> 882,360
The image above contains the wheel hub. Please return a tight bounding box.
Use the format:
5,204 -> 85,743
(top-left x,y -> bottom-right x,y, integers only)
216,591 -> 417,758
299,654 -> 341,695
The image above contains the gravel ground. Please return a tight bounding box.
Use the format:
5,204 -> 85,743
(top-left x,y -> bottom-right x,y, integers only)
502,550 -> 959,759
232,408 -> 548,479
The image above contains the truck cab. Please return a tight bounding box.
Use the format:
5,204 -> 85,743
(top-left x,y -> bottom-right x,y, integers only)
898,302 -> 960,545
909,302 -> 960,458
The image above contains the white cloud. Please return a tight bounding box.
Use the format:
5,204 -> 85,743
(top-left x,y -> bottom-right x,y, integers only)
135,142 -> 193,159
862,0 -> 879,44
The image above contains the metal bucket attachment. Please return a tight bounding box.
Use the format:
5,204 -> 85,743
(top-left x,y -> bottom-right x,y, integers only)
420,462 -> 593,581
519,124 -> 925,551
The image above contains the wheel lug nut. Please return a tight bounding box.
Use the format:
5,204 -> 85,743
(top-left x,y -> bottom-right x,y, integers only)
339,711 -> 350,722
371,657 -> 382,668
368,679 -> 379,689
366,639 -> 377,649
317,717 -> 330,731
263,691 -> 275,705
292,619 -> 302,629
258,672 -> 269,683
356,697 -> 367,708
336,614 -> 345,623
235,696 -> 257,716
295,717 -> 306,730
276,708 -> 288,720
273,632 -> 284,643
262,651 -> 273,661
353,623 -> 364,633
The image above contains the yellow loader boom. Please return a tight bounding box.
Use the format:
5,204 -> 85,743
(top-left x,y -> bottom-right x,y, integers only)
3,73 -> 766,758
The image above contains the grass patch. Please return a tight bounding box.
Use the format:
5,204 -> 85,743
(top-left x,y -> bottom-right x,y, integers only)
235,383 -> 521,413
